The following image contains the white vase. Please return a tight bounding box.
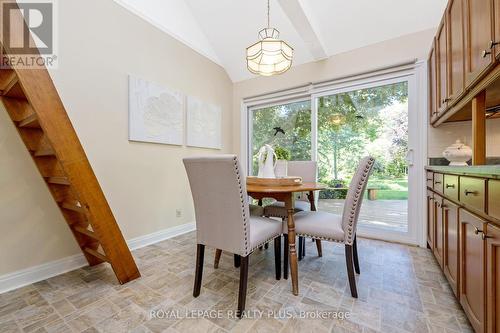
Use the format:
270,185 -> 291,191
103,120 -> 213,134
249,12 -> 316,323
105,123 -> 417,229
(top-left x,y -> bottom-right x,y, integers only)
443,140 -> 472,166
275,160 -> 288,178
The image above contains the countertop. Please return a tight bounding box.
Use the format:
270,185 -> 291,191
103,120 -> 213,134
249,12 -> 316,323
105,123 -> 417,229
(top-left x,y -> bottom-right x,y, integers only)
426,165 -> 500,179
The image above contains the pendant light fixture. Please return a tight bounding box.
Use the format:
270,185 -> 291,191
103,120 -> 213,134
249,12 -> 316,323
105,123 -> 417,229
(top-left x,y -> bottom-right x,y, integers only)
246,0 -> 293,76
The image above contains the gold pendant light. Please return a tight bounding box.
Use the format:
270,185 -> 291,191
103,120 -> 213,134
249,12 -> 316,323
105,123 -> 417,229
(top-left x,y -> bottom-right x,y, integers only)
246,0 -> 293,76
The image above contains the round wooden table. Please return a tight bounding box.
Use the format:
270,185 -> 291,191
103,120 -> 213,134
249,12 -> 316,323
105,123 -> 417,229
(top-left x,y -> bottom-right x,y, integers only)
246,182 -> 327,296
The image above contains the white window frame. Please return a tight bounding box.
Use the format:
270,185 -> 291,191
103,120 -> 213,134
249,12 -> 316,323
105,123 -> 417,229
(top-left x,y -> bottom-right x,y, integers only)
240,60 -> 428,246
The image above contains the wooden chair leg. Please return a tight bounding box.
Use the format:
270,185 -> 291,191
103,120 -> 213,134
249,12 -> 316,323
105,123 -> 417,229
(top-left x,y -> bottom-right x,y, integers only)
274,237 -> 281,280
237,256 -> 249,318
315,239 -> 323,257
283,235 -> 289,280
193,244 -> 205,297
214,249 -> 222,269
298,236 -> 304,261
353,236 -> 360,274
234,254 -> 241,268
345,244 -> 358,298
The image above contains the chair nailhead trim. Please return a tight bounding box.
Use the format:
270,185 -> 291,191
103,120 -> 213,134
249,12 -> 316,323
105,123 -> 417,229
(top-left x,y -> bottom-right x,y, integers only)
234,157 -> 250,256
344,157 -> 375,245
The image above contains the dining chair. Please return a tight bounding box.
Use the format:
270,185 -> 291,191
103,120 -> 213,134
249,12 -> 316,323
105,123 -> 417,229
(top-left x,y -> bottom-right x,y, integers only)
263,161 -> 320,274
213,204 -> 265,269
292,156 -> 375,298
183,155 -> 282,317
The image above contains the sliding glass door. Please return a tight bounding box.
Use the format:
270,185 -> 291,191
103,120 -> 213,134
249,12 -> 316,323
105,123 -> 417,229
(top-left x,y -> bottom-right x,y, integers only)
248,76 -> 418,244
316,81 -> 410,238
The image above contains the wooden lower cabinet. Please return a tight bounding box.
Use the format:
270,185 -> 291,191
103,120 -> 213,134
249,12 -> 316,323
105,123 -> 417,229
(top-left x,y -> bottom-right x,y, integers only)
460,209 -> 487,333
427,190 -> 435,249
443,200 -> 460,297
486,224 -> 500,333
434,195 -> 445,268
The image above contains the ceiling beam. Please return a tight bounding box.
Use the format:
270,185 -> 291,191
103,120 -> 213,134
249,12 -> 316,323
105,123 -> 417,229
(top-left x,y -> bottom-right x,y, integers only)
277,0 -> 327,60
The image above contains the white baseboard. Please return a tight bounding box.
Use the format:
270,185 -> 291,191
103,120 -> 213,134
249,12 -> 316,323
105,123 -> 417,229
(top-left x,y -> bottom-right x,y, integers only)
0,222 -> 196,294
127,222 -> 195,250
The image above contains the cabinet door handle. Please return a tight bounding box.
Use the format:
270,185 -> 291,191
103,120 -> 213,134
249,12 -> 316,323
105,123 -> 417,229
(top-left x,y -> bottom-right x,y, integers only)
489,40 -> 500,49
483,50 -> 492,58
446,184 -> 455,189
427,178 -> 433,181
474,226 -> 481,235
482,233 -> 492,240
435,181 -> 442,185
464,189 -> 477,196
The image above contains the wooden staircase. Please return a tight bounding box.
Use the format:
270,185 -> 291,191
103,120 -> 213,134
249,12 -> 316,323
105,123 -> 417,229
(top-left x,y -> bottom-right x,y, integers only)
0,4 -> 140,284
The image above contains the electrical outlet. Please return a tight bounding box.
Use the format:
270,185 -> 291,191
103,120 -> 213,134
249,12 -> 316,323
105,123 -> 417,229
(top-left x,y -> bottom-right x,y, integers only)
176,209 -> 182,218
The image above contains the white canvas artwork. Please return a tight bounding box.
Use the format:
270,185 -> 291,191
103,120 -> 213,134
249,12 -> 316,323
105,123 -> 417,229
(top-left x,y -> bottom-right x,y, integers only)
186,96 -> 222,149
128,75 -> 184,145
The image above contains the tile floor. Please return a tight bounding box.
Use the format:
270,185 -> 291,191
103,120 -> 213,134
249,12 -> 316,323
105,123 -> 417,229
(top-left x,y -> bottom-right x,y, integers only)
0,232 -> 473,333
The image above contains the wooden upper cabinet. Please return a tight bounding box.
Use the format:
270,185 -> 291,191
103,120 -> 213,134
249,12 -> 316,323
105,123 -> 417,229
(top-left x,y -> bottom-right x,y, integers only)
429,41 -> 439,123
460,209 -> 487,333
447,0 -> 466,103
437,16 -> 449,114
494,0 -> 500,59
486,223 -> 500,333
464,0 -> 495,87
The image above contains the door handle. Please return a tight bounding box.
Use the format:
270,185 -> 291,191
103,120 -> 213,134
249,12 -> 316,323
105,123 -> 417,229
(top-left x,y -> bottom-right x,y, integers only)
405,149 -> 414,167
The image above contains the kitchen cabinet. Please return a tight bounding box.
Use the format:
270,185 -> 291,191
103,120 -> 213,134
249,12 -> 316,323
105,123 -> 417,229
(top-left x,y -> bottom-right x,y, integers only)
434,195 -> 445,268
427,190 -> 435,249
489,180 -> 500,220
426,168 -> 500,333
486,223 -> 500,333
437,16 -> 450,114
464,0 -> 495,87
429,41 -> 439,123
460,209 -> 487,333
447,0 -> 466,103
495,0 -> 500,59
443,199 -> 460,297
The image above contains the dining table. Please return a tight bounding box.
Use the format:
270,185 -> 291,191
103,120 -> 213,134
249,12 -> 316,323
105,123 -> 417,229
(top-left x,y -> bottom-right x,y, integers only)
246,181 -> 327,296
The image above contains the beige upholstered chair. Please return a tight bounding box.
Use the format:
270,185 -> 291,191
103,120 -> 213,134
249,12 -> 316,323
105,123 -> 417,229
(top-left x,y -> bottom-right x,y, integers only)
292,156 -> 375,298
183,155 -> 282,317
263,161 -> 320,273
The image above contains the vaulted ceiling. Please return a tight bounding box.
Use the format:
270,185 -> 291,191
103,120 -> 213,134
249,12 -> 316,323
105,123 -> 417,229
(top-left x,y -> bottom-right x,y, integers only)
114,0 -> 448,82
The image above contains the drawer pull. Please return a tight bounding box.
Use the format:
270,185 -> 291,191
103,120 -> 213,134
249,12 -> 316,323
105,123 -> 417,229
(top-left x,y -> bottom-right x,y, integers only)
483,49 -> 492,58
474,226 -> 484,235
464,189 -> 478,196
489,40 -> 500,49
435,181 -> 442,185
482,233 -> 492,240
445,184 -> 455,189
427,178 -> 433,181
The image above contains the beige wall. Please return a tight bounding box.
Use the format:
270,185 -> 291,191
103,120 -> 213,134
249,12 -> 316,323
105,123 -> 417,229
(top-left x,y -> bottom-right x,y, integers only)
0,0 -> 233,276
232,28 -> 436,157
428,118 -> 500,158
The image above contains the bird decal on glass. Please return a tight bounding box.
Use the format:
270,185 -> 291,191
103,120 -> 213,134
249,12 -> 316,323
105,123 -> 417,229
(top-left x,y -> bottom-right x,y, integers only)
273,126 -> 285,136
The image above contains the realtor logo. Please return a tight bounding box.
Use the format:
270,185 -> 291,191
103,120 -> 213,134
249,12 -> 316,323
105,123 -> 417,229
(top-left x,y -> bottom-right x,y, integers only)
0,0 -> 58,69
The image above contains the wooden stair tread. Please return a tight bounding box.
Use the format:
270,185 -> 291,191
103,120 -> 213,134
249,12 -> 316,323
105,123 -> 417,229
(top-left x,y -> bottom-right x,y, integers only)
46,176 -> 70,185
0,72 -> 18,95
73,225 -> 99,240
61,201 -> 86,213
84,247 -> 108,262
18,113 -> 40,128
34,147 -> 56,157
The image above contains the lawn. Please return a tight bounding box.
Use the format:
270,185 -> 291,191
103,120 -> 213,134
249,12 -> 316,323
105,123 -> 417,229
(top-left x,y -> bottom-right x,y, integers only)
368,176 -> 408,200
319,175 -> 408,200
